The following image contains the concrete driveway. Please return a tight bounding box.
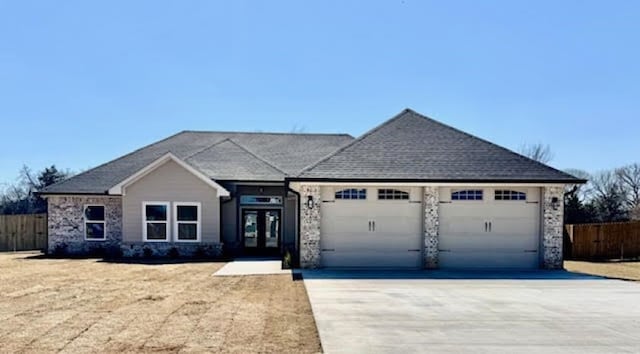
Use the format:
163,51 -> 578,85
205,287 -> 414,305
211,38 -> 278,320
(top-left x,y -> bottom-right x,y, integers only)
302,270 -> 640,354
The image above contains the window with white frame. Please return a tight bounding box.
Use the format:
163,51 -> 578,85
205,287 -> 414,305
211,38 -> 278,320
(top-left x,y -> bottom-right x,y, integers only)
451,189 -> 483,201
143,202 -> 170,241
335,188 -> 367,200
84,205 -> 105,240
495,190 -> 526,201
174,202 -> 201,242
378,189 -> 410,200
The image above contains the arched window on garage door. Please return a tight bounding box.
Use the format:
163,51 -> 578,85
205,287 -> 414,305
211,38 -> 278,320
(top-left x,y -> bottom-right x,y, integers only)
377,189 -> 409,200
335,188 -> 367,200
494,190 -> 526,201
451,189 -> 483,201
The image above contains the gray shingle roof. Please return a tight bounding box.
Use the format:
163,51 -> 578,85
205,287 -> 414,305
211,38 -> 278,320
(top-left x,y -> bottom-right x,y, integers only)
186,139 -> 286,181
43,131 -> 354,194
295,109 -> 584,183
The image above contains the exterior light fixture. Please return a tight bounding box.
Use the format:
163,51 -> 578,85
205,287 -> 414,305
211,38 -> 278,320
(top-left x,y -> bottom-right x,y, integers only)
307,196 -> 314,209
551,197 -> 560,210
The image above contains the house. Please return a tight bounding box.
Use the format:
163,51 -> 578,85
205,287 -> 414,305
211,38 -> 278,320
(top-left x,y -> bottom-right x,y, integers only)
41,109 -> 584,269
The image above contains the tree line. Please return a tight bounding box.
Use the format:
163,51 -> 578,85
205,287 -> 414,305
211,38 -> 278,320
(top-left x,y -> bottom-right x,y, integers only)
518,143 -> 640,224
0,165 -> 72,214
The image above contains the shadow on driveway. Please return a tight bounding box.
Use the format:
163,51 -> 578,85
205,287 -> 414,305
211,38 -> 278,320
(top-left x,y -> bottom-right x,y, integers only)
300,268 -> 603,280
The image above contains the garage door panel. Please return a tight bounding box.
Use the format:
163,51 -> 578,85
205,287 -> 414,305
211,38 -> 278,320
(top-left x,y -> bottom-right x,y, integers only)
322,250 -> 421,268
321,216 -> 369,234
322,232 -> 422,252
439,233 -> 538,251
439,217 -> 486,235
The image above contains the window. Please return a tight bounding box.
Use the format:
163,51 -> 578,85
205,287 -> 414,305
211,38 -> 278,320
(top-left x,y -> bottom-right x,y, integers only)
451,190 -> 483,201
378,189 -> 409,200
239,195 -> 282,205
495,190 -> 526,201
174,202 -> 201,242
84,205 -> 105,240
335,188 -> 367,200
143,202 -> 170,241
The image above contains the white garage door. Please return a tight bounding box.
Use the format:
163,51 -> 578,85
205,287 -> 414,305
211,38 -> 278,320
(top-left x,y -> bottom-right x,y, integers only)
320,187 -> 422,268
439,187 -> 541,269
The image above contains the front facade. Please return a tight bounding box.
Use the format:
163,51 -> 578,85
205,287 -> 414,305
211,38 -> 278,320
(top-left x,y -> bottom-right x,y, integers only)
43,109 -> 582,269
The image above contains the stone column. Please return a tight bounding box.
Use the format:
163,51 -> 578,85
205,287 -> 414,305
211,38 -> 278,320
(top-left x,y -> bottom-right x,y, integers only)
542,186 -> 564,269
424,186 -> 440,269
299,185 -> 321,268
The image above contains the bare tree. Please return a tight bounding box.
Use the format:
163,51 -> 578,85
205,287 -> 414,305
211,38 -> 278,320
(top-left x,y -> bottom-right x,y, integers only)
563,168 -> 591,201
290,124 -> 306,133
590,170 -> 628,222
519,143 -> 554,163
616,163 -> 640,217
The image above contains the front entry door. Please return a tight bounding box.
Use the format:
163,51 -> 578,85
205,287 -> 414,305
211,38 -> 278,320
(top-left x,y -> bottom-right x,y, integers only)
243,209 -> 281,255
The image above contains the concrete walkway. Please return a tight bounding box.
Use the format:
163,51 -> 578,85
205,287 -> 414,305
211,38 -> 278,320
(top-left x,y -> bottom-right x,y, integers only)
213,259 -> 291,276
303,269 -> 640,354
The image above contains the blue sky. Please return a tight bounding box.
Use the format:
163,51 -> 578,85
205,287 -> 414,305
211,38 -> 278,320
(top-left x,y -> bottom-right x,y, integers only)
1,0 -> 639,186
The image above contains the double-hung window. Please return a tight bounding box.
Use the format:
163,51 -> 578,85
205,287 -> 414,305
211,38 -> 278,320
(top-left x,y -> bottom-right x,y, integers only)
84,205 -> 105,240
143,202 -> 170,241
174,202 -> 201,242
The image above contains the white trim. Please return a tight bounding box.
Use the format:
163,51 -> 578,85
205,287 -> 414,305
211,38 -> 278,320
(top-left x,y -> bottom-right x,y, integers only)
83,204 -> 106,241
142,201 -> 171,242
108,153 -> 230,197
173,202 -> 202,243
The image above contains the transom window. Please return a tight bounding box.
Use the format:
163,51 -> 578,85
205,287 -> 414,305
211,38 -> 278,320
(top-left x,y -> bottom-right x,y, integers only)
143,202 -> 170,241
495,190 -> 526,201
174,202 -> 201,242
378,189 -> 409,200
84,205 -> 105,240
335,188 -> 367,200
451,190 -> 483,201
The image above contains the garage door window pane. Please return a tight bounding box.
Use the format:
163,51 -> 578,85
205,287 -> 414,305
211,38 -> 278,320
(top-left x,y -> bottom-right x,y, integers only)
495,190 -> 526,201
335,189 -> 366,200
378,189 -> 409,200
451,190 -> 483,201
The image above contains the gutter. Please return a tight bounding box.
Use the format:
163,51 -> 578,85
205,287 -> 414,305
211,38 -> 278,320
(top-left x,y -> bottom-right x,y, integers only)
285,177 -> 588,184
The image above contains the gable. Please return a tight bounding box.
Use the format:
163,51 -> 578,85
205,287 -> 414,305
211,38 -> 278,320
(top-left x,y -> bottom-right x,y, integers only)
108,153 -> 230,196
295,109 -> 584,183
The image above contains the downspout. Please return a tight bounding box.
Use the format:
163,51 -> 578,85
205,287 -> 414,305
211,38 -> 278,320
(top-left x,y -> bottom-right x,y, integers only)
285,180 -> 301,268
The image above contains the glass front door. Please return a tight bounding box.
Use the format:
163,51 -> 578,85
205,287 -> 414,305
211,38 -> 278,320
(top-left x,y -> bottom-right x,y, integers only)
243,209 -> 280,254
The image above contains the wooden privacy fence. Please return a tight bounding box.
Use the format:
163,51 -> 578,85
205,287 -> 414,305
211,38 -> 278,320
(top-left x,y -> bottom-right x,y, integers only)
0,214 -> 47,252
565,221 -> 640,260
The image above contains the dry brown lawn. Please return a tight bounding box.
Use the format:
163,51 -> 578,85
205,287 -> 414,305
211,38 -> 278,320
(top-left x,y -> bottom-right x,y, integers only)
0,252 -> 321,353
565,260 -> 640,281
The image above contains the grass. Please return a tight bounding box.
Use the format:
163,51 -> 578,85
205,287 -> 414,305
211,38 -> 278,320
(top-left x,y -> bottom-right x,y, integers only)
0,252 -> 321,353
565,260 -> 640,281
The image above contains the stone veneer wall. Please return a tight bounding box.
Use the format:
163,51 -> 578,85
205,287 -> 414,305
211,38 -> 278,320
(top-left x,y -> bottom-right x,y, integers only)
299,185 -> 321,268
542,186 -> 565,269
120,242 -> 223,258
48,195 -> 123,255
423,187 -> 440,269
48,195 -> 223,258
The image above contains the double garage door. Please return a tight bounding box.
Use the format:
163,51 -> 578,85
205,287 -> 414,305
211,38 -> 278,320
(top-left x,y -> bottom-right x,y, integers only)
319,186 -> 541,269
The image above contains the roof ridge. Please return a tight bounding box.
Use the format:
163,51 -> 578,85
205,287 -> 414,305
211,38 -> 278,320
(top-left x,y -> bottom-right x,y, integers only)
42,130 -> 190,193
183,138 -> 232,160
296,108 -> 413,176
181,130 -> 353,137
405,109 -> 581,180
185,138 -> 287,176
224,139 -> 288,175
